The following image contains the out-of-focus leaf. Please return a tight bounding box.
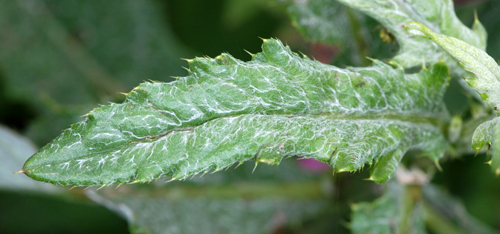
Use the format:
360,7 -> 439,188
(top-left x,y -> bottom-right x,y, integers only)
423,184 -> 500,234
0,0 -> 190,145
0,0 -> 119,104
42,0 -> 191,86
87,161 -> 329,234
0,125 -> 61,194
351,181 -> 500,234
350,182 -> 426,234
287,0 -> 395,66
337,0 -> 486,69
0,0 -> 115,144
23,39 -> 449,186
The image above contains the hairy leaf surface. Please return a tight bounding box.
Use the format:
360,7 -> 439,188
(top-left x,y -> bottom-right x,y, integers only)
404,21 -> 500,110
87,161 -> 328,234
23,39 -> 449,186
403,21 -> 500,174
288,0 -> 486,100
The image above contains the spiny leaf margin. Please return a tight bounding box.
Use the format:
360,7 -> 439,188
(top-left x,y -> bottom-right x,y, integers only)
403,21 -> 500,174
23,39 -> 449,186
404,21 -> 500,110
472,117 -> 500,175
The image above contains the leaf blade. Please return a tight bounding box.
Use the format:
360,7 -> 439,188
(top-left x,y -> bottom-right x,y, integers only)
24,39 -> 449,186
403,21 -> 500,110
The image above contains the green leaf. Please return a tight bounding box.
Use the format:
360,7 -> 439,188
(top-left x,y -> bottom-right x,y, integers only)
42,0 -> 191,86
288,0 -> 351,45
336,0 -> 486,69
86,161 -> 329,234
351,180 -> 500,234
402,20 -> 500,174
471,117 -> 500,175
403,21 -> 500,111
287,0 -> 395,66
350,182 -> 426,234
23,39 -> 449,186
0,0 -> 190,145
423,184 -> 500,234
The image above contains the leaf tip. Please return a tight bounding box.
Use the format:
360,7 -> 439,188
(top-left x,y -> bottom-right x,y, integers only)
12,168 -> 25,174
403,21 -> 430,39
243,49 -> 254,57
180,58 -> 194,63
252,162 -> 259,173
337,167 -> 351,173
434,160 -> 442,172
259,37 -> 269,43
166,178 -> 178,183
473,147 -> 482,157
421,56 -> 427,70
365,57 -> 377,63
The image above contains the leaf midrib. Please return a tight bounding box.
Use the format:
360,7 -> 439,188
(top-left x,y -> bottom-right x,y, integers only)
29,112 -> 445,167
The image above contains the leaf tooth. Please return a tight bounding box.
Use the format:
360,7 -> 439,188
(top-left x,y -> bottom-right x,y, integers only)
434,160 -> 442,172
243,49 -> 254,57
12,169 -> 25,174
369,148 -> 406,184
186,58 -> 215,76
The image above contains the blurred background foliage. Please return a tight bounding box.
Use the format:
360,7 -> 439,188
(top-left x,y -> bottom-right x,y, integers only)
0,0 -> 499,233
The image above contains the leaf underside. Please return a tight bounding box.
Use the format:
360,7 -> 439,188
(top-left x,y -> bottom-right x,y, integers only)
24,39 -> 449,186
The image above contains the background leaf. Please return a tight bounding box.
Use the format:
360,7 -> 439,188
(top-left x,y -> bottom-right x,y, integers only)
336,0 -> 486,69
0,0 -> 191,145
351,180 -> 500,234
87,160 -> 331,234
0,125 -> 60,194
350,182 -> 426,234
287,0 -> 396,66
423,183 -> 500,234
0,125 -> 128,234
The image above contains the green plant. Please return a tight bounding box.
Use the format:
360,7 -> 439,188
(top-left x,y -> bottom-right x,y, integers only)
3,0 -> 500,233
